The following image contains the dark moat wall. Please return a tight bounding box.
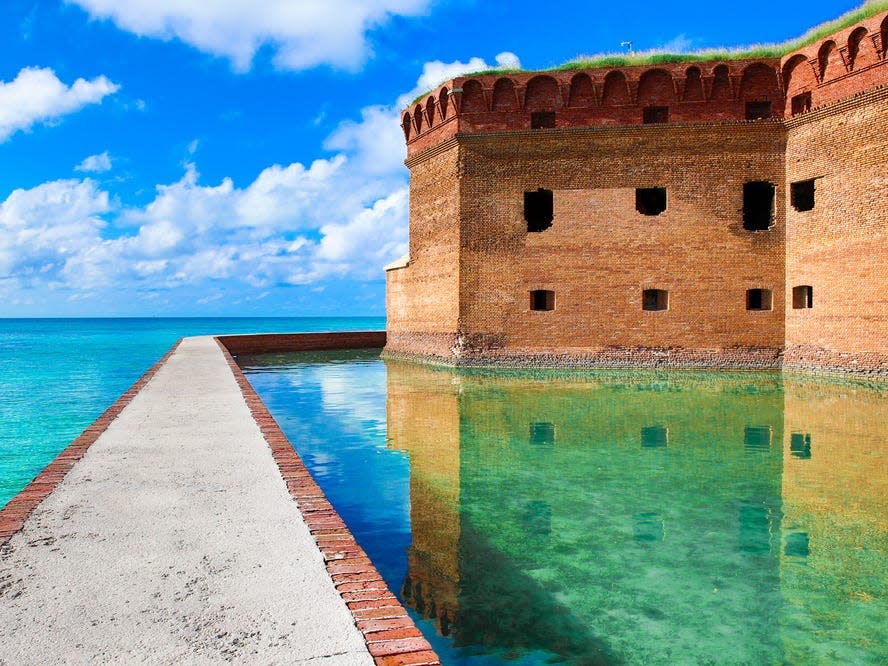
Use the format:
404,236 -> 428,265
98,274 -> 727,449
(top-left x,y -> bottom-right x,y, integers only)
386,10 -> 888,375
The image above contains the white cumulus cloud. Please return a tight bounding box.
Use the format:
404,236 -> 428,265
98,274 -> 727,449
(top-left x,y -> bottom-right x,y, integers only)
0,179 -> 110,280
0,67 -> 119,142
68,0 -> 432,72
75,151 -> 113,173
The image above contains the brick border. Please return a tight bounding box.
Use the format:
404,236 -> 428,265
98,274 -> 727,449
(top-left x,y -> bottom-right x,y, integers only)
214,336 -> 441,666
0,339 -> 183,547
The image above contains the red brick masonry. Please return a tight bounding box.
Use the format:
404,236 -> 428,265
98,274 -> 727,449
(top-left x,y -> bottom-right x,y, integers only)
218,331 -> 387,356
215,333 -> 441,666
0,340 -> 182,547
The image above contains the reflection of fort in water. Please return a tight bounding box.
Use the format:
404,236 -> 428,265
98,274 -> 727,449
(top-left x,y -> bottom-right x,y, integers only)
386,361 -> 888,664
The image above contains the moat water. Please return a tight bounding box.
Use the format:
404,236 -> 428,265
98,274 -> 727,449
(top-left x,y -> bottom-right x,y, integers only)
240,350 -> 888,666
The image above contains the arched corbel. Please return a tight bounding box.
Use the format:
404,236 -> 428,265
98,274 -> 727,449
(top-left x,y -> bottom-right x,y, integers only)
449,87 -> 463,114
807,58 -> 822,84
729,73 -> 743,100
627,78 -> 639,105
702,75 -> 715,100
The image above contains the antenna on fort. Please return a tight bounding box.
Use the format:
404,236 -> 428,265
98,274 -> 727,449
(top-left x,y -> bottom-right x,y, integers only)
621,40 -> 633,53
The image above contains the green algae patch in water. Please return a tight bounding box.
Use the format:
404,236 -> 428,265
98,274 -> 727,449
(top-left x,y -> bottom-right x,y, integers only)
241,354 -> 888,666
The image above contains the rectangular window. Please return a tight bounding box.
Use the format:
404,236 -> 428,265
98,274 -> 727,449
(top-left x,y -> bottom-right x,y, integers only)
747,288 -> 773,311
642,289 -> 669,311
790,433 -> 812,459
531,111 -> 556,129
792,285 -> 813,309
641,426 -> 668,448
743,181 -> 775,230
791,92 -> 812,115
524,188 -> 553,232
636,187 -> 667,216
530,290 -> 555,311
745,101 -> 772,120
530,422 -> 555,446
643,106 -> 669,124
791,179 -> 815,212
744,426 -> 772,451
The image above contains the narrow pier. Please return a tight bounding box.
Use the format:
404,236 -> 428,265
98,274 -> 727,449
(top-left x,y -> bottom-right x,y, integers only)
0,336 -> 428,664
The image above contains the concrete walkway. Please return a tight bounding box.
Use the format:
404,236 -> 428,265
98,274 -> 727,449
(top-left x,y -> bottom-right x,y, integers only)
0,337 -> 374,665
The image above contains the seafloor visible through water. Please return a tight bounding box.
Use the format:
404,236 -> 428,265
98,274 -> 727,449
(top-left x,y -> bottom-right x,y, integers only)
0,318 -> 385,508
240,349 -> 888,666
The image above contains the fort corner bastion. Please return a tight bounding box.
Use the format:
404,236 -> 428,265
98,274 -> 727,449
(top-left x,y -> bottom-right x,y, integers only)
383,9 -> 888,374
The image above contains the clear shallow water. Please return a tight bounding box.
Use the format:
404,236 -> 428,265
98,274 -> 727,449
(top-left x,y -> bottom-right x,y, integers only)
241,351 -> 888,666
0,317 -> 384,508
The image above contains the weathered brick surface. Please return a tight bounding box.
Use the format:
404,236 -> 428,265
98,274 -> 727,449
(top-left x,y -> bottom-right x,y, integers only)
387,10 -> 888,375
784,90 -> 888,375
217,331 -> 385,355
386,141 -> 462,359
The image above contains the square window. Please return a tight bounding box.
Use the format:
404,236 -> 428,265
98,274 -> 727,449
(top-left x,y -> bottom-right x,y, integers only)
530,422 -> 555,446
792,286 -> 813,309
636,188 -> 667,216
747,289 -> 773,311
746,101 -> 772,120
642,289 -> 669,311
643,106 -> 669,124
531,111 -> 556,129
530,290 -> 555,311
791,92 -> 812,115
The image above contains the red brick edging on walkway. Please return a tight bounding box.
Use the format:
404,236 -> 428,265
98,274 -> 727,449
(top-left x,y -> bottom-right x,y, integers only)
0,340 -> 183,547
215,336 -> 441,666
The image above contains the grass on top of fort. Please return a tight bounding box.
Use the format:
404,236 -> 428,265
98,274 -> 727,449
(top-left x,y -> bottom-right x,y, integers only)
468,0 -> 888,75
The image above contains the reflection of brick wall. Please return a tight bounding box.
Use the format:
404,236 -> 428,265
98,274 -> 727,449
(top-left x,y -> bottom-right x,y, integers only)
385,361 -> 461,633
386,10 -> 888,373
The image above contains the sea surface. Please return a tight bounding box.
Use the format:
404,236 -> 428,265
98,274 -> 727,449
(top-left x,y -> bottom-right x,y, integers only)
241,350 -> 888,666
0,317 -> 384,508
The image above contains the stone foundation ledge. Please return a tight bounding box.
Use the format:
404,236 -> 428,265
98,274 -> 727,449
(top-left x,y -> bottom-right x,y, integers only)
382,344 -> 786,370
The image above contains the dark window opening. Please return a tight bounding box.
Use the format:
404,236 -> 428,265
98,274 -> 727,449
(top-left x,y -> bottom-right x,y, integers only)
530,422 -> 555,446
743,181 -> 775,230
791,92 -> 812,115
739,502 -> 772,554
745,101 -> 772,120
524,188 -> 553,232
643,106 -> 669,124
792,285 -> 813,309
745,426 -> 772,452
784,532 -> 810,558
746,289 -> 773,311
790,433 -> 812,459
642,289 -> 669,311
641,426 -> 668,448
523,501 -> 552,537
791,179 -> 815,212
633,512 -> 664,542
636,187 -> 667,216
530,290 -> 555,311
531,111 -> 556,129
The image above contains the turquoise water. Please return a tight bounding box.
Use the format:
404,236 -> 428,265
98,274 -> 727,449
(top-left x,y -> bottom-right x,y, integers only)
241,351 -> 888,666
0,318 -> 384,508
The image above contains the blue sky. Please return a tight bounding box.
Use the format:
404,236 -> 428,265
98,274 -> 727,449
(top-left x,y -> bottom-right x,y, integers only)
0,0 -> 864,316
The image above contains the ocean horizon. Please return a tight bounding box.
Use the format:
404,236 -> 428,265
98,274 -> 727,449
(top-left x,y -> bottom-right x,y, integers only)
0,316 -> 386,508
